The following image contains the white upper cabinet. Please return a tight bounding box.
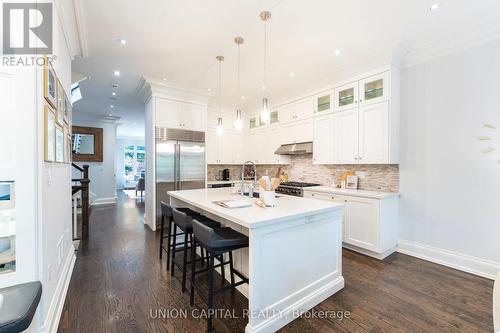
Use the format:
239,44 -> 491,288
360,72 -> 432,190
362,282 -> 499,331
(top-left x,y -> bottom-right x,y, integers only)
334,81 -> 359,112
206,129 -> 218,164
293,96 -> 314,120
208,112 -> 234,130
314,90 -> 334,114
358,102 -> 389,164
232,131 -> 246,164
156,98 -> 206,131
313,113 -> 335,164
277,97 -> 314,124
359,71 -> 389,106
333,108 -> 359,164
281,118 -> 313,144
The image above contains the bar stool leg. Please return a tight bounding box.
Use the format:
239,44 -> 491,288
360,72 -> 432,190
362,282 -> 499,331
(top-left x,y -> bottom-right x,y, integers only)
229,251 -> 235,286
171,225 -> 177,277
207,254 -> 214,332
220,254 -> 225,283
182,231 -> 189,293
166,218 -> 173,271
190,237 -> 196,306
159,215 -> 164,259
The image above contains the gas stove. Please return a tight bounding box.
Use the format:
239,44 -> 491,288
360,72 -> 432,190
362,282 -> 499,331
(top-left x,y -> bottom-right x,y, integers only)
275,181 -> 321,197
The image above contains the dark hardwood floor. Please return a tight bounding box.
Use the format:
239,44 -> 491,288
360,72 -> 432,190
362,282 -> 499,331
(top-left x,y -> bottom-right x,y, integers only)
58,192 -> 494,332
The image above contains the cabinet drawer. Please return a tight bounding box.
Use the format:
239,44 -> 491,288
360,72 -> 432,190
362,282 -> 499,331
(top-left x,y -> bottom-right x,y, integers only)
304,191 -> 342,202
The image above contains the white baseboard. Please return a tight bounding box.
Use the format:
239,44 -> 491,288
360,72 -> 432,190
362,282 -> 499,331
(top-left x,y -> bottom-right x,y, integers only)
245,276 -> 345,333
397,239 -> 500,280
342,243 -> 397,260
91,196 -> 117,206
42,247 -> 76,333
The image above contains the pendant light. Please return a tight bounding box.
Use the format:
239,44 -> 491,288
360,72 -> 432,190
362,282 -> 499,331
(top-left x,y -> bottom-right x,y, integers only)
260,11 -> 271,124
216,55 -> 224,135
234,37 -> 244,131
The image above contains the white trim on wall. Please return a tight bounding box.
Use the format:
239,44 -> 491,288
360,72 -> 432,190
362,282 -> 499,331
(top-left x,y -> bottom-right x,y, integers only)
397,239 -> 500,280
42,248 -> 76,333
91,196 -> 117,206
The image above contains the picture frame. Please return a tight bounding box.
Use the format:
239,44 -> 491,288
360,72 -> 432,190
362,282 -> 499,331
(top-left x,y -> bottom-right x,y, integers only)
72,126 -> 104,162
43,56 -> 57,108
346,175 -> 359,190
56,79 -> 64,125
55,125 -> 64,163
66,134 -> 72,164
44,104 -> 56,162
63,92 -> 70,124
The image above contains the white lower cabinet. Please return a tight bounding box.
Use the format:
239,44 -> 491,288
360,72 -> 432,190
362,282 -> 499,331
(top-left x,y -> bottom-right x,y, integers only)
304,190 -> 399,259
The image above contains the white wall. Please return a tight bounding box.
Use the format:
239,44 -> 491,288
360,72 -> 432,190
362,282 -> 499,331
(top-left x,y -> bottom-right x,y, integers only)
0,1 -> 78,332
144,97 -> 155,230
399,39 -> 500,274
71,119 -> 117,205
115,138 -> 145,189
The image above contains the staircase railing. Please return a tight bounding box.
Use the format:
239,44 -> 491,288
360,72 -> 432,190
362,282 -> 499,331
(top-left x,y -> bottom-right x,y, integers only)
72,163 -> 90,239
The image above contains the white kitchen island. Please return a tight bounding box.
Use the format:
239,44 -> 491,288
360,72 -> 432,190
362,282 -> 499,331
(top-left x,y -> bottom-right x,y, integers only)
168,188 -> 345,333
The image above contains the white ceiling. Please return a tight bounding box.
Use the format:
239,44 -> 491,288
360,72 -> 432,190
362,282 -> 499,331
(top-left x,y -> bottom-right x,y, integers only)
72,0 -> 500,138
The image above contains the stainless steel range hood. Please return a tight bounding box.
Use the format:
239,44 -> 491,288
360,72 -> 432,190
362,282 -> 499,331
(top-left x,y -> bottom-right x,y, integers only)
274,142 -> 313,155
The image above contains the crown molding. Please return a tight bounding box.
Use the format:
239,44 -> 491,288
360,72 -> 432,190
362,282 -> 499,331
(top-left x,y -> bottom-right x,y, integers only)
401,18 -> 500,68
137,76 -> 211,106
72,0 -> 90,57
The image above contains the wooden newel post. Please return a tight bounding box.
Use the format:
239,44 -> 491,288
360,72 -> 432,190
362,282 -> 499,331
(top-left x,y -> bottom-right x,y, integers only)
81,165 -> 90,238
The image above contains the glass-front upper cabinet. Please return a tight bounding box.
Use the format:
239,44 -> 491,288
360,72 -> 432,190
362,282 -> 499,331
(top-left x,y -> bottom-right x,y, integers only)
334,82 -> 358,112
270,109 -> 279,125
249,116 -> 258,129
314,90 -> 333,114
359,71 -> 389,105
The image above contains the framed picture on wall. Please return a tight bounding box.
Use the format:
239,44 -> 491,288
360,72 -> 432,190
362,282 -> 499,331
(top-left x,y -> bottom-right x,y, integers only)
43,56 -> 57,108
55,125 -> 64,163
63,92 -> 70,124
44,104 -> 56,162
67,134 -> 72,164
56,79 -> 64,125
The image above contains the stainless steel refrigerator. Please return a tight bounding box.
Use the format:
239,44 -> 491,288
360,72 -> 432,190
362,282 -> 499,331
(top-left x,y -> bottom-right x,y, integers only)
155,128 -> 205,222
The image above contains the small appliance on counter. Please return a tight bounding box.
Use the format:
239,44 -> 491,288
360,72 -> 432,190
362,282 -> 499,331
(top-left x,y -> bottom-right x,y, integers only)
222,168 -> 230,181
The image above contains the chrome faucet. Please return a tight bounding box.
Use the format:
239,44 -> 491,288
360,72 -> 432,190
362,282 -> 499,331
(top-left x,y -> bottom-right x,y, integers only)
241,161 -> 257,197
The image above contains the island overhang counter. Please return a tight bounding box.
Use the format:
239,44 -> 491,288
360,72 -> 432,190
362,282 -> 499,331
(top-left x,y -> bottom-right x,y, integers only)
168,188 -> 345,333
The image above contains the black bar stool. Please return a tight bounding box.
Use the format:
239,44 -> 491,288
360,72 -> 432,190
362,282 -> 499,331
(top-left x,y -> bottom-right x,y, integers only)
171,208 -> 222,293
190,220 -> 249,333
159,202 -> 204,271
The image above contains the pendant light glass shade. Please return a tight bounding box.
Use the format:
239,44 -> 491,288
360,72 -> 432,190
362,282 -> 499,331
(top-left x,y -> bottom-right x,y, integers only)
216,116 -> 224,135
234,109 -> 243,131
261,97 -> 270,123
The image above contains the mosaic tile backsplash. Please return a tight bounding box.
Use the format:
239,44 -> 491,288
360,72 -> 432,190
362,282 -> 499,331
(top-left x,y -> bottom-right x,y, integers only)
208,155 -> 399,192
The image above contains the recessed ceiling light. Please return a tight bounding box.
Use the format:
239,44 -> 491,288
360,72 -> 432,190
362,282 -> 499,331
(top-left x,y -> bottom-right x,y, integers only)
111,92 -> 116,96
261,85 -> 266,91
162,77 -> 167,81
334,49 -> 341,56
289,72 -> 295,77
117,38 -> 127,45
133,122 -> 137,125
108,113 -> 113,116
110,105 -> 114,108
113,70 -> 120,77
241,95 -> 246,100
207,88 -> 211,92
430,3 -> 440,11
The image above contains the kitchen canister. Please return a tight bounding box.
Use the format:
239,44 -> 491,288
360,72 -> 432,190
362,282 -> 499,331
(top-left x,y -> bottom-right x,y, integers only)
261,190 -> 276,207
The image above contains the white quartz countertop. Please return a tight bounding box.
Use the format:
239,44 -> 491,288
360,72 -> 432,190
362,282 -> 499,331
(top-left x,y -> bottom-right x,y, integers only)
206,180 -> 248,185
304,186 -> 399,200
168,188 -> 343,229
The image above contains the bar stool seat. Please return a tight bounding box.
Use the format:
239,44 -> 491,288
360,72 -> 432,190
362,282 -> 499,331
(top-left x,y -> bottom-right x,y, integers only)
202,227 -> 249,253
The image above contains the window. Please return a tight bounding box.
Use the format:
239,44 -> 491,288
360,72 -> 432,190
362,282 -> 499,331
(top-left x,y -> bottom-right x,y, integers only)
123,145 -> 146,188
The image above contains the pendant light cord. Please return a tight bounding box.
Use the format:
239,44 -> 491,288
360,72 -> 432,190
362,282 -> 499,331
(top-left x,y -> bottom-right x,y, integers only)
237,43 -> 241,98
263,21 -> 267,89
218,58 -> 222,114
